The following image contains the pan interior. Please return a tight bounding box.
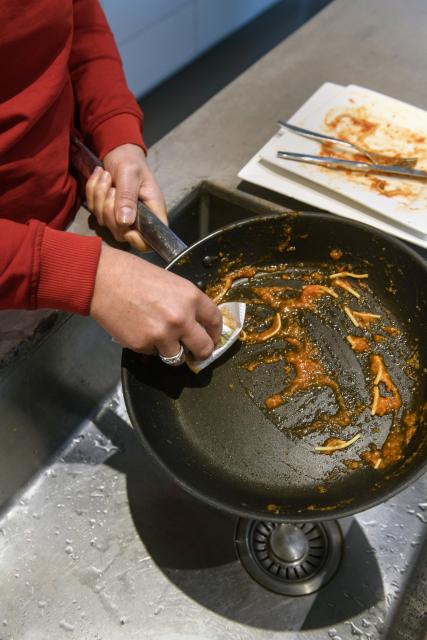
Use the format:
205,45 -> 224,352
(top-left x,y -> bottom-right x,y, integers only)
123,213 -> 427,519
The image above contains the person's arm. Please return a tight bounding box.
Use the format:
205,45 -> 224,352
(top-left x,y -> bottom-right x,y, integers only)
70,0 -> 144,159
70,0 -> 166,249
0,219 -> 101,313
0,217 -> 222,360
67,1 -> 221,359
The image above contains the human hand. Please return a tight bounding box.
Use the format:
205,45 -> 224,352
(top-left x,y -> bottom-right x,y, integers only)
90,244 -> 223,360
85,144 -> 166,252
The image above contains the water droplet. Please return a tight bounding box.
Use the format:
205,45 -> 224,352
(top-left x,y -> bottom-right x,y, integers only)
407,508 -> 415,514
418,502 -> 427,511
38,601 -> 47,609
65,545 -> 74,555
362,618 -> 371,628
2,620 -> 7,626
59,620 -> 75,632
349,621 -> 364,636
416,512 -> 427,524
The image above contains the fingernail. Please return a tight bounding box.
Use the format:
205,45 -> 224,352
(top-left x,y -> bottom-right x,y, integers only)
100,171 -> 110,182
94,166 -> 103,176
118,206 -> 134,224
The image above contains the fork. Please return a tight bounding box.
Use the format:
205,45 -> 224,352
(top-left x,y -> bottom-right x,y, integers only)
277,121 -> 418,168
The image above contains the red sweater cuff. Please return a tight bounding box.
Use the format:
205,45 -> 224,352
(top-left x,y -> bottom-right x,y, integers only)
90,113 -> 147,159
37,227 -> 102,315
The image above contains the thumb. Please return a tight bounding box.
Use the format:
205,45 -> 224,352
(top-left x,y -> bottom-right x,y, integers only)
114,166 -> 140,225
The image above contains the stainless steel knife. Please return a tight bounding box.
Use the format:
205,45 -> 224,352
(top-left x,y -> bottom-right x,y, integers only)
276,151 -> 427,179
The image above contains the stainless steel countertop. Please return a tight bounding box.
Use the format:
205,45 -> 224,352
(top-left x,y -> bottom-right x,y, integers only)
1,0 -> 427,638
0,385 -> 425,640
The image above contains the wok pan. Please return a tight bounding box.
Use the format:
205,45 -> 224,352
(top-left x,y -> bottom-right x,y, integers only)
72,141 -> 427,522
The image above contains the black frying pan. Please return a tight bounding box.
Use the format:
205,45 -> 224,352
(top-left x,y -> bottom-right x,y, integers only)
71,141 -> 427,522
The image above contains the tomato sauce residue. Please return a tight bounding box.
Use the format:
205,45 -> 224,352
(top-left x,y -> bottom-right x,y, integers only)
244,283 -> 351,432
347,335 -> 370,352
403,411 -> 417,445
343,459 -> 363,470
254,284 -> 336,314
208,261 -> 421,473
370,354 -> 402,416
264,339 -> 349,431
361,410 -> 419,471
320,105 -> 427,200
326,112 -> 378,139
368,176 -> 414,199
329,248 -> 343,261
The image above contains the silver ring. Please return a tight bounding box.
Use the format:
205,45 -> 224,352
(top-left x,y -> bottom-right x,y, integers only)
159,344 -> 185,366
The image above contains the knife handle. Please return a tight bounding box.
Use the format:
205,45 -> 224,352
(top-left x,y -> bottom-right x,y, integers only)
69,137 -> 187,263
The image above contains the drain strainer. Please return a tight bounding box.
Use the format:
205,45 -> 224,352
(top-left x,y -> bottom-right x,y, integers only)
235,519 -> 342,595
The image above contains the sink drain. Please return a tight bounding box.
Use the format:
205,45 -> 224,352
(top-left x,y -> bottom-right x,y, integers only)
235,519 -> 342,595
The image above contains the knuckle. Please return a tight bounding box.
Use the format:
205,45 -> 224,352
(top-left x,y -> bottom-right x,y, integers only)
184,284 -> 200,305
197,342 -> 214,360
166,309 -> 186,329
117,188 -> 137,203
128,338 -> 142,353
125,163 -> 141,177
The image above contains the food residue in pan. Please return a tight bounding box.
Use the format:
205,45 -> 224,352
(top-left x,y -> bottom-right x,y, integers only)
347,335 -> 370,352
370,354 -> 402,417
207,257 -> 424,473
329,248 -> 343,261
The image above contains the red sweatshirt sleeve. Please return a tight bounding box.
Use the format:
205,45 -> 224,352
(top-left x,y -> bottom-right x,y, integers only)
0,220 -> 101,314
70,0 -> 146,159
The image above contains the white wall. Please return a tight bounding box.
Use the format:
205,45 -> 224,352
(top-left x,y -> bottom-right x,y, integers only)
100,0 -> 280,97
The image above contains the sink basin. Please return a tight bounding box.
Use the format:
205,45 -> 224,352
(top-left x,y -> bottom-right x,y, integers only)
0,183 -> 425,639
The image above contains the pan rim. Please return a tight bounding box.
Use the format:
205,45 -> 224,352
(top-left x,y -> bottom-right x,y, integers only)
166,210 -> 427,276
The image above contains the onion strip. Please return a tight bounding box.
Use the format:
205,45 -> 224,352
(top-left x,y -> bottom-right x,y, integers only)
315,433 -> 361,452
239,313 -> 282,343
212,277 -> 232,303
372,355 -> 385,386
343,305 -> 359,327
353,311 -> 381,325
371,386 -> 380,415
330,272 -> 369,280
335,279 -> 361,299
316,285 -> 339,299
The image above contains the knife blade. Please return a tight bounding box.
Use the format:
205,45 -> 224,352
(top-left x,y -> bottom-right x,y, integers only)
276,151 -> 427,179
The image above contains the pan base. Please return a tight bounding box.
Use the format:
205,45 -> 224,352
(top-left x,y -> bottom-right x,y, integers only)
235,518 -> 342,596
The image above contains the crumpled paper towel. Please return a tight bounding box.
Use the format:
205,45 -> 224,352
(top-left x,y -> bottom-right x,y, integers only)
187,302 -> 246,373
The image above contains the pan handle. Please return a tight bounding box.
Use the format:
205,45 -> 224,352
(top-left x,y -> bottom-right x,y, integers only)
69,137 -> 188,263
